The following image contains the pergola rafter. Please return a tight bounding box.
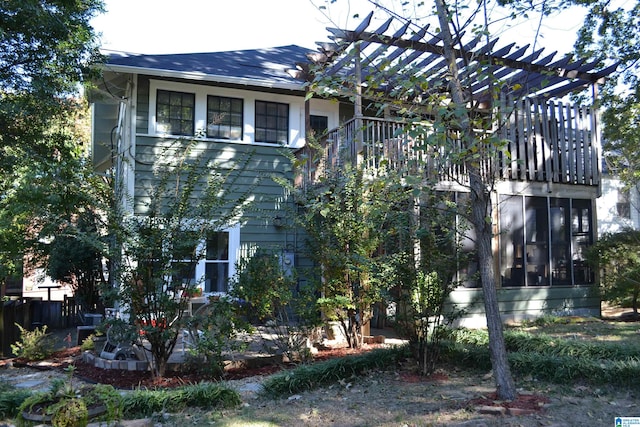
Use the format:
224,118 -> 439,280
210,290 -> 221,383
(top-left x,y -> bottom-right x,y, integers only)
294,11 -> 617,101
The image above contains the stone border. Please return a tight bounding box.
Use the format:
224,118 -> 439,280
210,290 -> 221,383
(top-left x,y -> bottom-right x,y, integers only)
82,351 -> 149,371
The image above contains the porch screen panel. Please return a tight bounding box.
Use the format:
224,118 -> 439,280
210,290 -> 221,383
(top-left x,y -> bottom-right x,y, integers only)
525,197 -> 550,286
550,198 -> 570,285
571,200 -> 594,284
499,195 -> 525,287
457,192 -> 480,288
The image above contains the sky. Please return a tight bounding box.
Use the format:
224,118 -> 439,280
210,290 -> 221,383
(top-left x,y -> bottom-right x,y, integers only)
90,0 -> 587,56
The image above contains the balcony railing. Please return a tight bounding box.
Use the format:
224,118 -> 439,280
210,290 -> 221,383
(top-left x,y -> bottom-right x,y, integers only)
296,96 -> 600,190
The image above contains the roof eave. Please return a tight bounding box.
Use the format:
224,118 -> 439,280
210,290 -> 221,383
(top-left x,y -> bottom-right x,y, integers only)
101,64 -> 306,91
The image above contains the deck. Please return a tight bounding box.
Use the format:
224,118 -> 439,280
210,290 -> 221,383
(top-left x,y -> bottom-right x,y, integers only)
297,96 -> 600,190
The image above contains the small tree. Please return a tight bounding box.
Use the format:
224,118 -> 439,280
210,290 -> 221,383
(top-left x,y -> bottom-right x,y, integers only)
46,208 -> 108,312
392,191 -> 468,375
230,249 -> 321,361
182,295 -> 252,377
587,229 -> 640,316
117,140 -> 256,378
298,167 -> 401,348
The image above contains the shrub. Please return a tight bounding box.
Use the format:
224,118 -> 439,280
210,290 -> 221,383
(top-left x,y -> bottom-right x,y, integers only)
17,367 -> 122,427
440,329 -> 640,388
230,249 -> 321,362
10,323 -> 55,360
80,335 -> 95,352
182,296 -> 252,377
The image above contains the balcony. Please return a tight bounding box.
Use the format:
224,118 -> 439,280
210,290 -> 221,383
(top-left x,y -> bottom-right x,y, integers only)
297,96 -> 600,190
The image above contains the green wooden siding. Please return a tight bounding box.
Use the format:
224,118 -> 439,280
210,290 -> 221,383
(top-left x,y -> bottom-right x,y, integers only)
134,136 -> 297,257
448,285 -> 600,323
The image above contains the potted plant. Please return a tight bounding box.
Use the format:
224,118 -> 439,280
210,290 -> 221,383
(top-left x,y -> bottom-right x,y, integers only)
17,366 -> 122,427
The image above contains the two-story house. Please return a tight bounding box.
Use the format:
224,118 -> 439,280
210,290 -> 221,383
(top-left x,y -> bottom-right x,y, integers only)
90,14 -> 616,326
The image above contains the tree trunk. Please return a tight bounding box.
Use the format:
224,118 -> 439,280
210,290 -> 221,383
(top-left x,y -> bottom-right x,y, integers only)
470,182 -> 516,400
435,0 -> 517,400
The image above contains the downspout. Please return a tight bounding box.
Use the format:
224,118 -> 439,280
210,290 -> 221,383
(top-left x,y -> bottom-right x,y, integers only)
112,78 -> 133,319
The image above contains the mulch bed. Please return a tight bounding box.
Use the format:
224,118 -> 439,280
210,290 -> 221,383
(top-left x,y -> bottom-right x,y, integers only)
2,343 -> 386,390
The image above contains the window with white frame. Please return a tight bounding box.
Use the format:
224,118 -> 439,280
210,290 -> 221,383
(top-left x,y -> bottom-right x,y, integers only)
255,100 -> 289,144
156,89 -> 195,136
203,232 -> 230,293
617,188 -> 631,219
207,95 -> 243,140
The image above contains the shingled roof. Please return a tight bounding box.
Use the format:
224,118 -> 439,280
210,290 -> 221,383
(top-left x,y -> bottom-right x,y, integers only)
103,44 -> 313,91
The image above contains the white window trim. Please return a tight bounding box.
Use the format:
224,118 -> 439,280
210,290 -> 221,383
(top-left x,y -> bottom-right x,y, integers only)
147,79 -> 308,148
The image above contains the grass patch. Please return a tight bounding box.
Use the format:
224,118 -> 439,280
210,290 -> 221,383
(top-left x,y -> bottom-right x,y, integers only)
261,345 -> 409,397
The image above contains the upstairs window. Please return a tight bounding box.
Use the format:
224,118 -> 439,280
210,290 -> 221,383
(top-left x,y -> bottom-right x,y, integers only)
207,95 -> 243,140
310,114 -> 329,138
156,90 -> 195,136
617,188 -> 631,219
255,100 -> 288,144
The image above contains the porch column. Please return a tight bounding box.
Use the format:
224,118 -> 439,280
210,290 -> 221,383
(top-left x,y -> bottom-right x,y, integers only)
354,41 -> 364,165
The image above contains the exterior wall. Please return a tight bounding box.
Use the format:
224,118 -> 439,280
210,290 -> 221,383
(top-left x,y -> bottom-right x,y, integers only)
22,269 -> 73,302
121,74 -> 341,291
133,136 -> 298,258
597,176 -> 640,235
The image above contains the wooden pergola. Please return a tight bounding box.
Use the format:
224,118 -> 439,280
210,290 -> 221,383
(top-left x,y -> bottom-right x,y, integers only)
291,11 -> 617,104
291,12 -> 619,191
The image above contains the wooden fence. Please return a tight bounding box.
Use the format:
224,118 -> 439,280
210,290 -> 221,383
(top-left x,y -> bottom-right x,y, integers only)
0,296 -> 83,357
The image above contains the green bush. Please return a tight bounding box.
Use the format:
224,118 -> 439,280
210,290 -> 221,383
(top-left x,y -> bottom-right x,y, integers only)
503,330 -> 640,360
183,296 -> 252,377
16,367 -> 123,427
10,323 -> 55,360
